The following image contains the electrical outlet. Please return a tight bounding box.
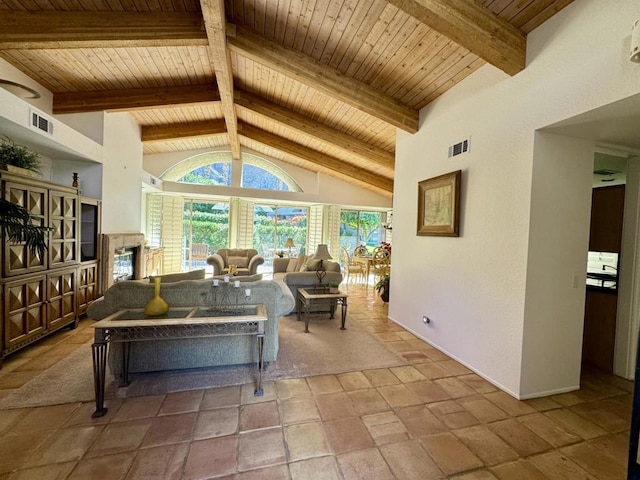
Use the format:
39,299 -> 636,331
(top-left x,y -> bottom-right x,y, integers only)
423,316 -> 431,325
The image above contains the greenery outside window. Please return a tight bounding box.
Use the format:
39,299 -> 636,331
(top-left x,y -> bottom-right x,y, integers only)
179,163 -> 231,185
183,200 -> 229,270
253,204 -> 308,267
241,155 -> 301,192
161,151 -> 302,193
340,210 -> 383,254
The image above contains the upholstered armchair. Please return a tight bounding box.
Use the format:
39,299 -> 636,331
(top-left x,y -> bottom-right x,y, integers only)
206,248 -> 264,276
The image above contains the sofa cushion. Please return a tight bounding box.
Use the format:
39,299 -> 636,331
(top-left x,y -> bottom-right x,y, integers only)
304,258 -> 322,271
149,269 -> 206,283
286,258 -> 298,273
296,254 -> 309,271
228,255 -> 249,268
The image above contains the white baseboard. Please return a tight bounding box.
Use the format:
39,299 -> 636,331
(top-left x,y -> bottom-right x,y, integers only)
386,315 -> 579,400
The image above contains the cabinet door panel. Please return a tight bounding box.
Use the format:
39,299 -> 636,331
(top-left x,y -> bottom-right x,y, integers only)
49,191 -> 78,269
4,277 -> 46,349
47,269 -> 77,328
3,182 -> 47,276
86,284 -> 95,303
77,262 -> 98,314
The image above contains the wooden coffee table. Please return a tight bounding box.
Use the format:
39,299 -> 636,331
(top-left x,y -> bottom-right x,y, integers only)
296,287 -> 348,333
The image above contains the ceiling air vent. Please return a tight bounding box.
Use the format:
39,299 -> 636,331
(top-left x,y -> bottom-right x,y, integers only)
448,138 -> 469,158
30,109 -> 54,136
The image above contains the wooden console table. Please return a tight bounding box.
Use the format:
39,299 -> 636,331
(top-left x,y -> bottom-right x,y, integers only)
91,305 -> 267,417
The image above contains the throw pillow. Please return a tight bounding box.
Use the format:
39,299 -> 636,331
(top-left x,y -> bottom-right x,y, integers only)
228,256 -> 249,268
304,258 -> 321,271
286,258 -> 298,273
296,254 -> 308,272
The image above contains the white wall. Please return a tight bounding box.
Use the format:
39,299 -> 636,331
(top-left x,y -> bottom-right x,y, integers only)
391,0 -> 640,397
0,57 -> 53,113
617,157 -> 640,378
58,111 -> 105,145
101,112 -> 143,233
520,133 -> 594,397
144,148 -> 392,209
50,158 -> 103,199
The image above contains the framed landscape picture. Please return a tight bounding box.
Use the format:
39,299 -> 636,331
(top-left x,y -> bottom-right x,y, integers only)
417,170 -> 461,236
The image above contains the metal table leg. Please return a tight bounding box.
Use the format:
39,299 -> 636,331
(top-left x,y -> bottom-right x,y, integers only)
254,333 -> 265,396
92,338 -> 108,418
341,297 -> 348,330
119,342 -> 131,387
296,294 -> 303,321
304,301 -> 311,333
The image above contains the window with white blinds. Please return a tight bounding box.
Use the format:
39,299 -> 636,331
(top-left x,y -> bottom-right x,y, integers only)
160,195 -> 185,273
237,198 -> 255,249
145,194 -> 163,248
308,205 -> 323,254
325,205 -> 341,259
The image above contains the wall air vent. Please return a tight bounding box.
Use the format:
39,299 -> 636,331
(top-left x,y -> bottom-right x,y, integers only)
448,138 -> 470,158
29,109 -> 54,136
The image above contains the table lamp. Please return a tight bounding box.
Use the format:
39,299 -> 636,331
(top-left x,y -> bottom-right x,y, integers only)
312,244 -> 332,286
284,237 -> 295,257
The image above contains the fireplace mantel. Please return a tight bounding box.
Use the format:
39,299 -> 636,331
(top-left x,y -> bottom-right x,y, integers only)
101,233 -> 145,290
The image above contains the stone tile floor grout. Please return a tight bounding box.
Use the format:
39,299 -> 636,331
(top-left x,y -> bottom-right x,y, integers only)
0,284 -> 632,479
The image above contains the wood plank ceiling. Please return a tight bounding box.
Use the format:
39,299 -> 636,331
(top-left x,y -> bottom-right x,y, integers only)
0,0 -> 575,197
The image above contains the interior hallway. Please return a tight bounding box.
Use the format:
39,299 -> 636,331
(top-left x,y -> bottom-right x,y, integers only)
0,284 -> 632,479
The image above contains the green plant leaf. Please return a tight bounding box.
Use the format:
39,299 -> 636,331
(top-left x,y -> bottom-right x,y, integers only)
0,198 -> 51,257
0,136 -> 42,173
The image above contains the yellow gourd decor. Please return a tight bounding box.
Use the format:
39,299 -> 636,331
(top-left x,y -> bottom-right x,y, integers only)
144,277 -> 169,316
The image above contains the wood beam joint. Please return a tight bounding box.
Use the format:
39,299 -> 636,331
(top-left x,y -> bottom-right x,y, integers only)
386,0 -> 526,75
238,122 -> 393,194
53,84 -> 220,114
228,26 -> 418,134
0,11 -> 206,49
141,120 -> 227,142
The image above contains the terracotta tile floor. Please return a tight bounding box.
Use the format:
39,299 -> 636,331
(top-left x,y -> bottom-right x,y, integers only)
0,284 -> 633,479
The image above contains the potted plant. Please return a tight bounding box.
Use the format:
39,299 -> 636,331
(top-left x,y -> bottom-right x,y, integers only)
328,282 -> 340,294
374,274 -> 390,302
0,136 -> 42,175
275,250 -> 285,258
1,199 -> 50,257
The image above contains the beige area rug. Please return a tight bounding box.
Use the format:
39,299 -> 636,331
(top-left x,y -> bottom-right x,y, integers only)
0,313 -> 406,409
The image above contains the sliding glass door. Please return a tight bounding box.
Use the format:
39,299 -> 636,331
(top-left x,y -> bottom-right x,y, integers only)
340,210 -> 383,255
183,200 -> 229,270
253,204 -> 308,266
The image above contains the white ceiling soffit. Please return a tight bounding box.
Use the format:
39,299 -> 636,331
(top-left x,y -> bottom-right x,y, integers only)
542,92 -> 640,151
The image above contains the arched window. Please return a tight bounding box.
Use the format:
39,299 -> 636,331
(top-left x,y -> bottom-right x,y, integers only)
160,151 -> 302,192
161,152 -> 232,186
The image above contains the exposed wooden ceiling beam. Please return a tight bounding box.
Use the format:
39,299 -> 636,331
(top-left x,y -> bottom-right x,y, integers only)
386,0 -> 526,75
0,11 -> 206,49
53,84 -> 220,114
238,123 -> 393,195
199,0 -> 241,160
141,120 -> 227,143
234,90 -> 394,174
228,26 -> 418,134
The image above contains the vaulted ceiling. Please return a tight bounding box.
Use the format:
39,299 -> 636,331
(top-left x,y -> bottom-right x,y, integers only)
0,0 -> 575,197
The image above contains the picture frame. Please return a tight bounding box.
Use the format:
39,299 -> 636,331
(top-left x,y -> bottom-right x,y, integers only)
417,170 -> 461,236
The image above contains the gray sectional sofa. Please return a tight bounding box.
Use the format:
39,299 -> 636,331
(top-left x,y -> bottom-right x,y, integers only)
273,256 -> 343,296
87,277 -> 295,376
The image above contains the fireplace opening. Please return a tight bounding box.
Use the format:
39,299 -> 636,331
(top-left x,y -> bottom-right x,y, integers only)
113,247 -> 136,283
101,233 -> 145,292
